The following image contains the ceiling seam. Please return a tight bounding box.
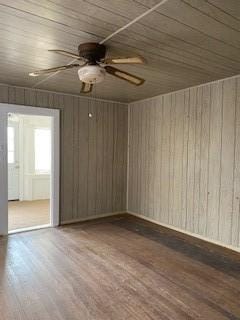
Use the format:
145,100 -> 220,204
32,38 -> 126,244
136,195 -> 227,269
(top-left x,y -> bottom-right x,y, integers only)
31,0 -> 169,89
128,73 -> 240,105
0,82 -> 127,105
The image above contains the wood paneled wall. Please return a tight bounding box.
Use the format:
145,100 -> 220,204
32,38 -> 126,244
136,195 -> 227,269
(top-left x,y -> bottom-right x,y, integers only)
0,84 -> 128,223
2,75 -> 240,249
128,75 -> 240,248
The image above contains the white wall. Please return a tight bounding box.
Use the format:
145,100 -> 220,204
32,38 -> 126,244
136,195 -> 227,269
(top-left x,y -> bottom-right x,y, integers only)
9,114 -> 51,201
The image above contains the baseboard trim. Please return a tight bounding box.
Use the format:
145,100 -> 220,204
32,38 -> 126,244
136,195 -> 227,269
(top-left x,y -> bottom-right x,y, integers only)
127,211 -> 240,253
61,211 -> 126,225
61,210 -> 240,253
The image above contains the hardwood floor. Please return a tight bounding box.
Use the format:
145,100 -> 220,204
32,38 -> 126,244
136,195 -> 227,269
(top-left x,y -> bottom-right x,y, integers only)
8,200 -> 50,231
0,214 -> 240,320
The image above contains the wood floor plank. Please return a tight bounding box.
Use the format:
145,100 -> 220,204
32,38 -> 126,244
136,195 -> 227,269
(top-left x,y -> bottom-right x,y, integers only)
1,215 -> 240,320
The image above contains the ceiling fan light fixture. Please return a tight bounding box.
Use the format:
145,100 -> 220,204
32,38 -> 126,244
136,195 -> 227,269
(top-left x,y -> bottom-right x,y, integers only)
29,42 -> 146,90
78,65 -> 106,84
29,72 -> 38,77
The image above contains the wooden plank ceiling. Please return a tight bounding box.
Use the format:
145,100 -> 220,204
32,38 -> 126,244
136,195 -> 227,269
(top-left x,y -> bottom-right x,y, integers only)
0,0 -> 239,102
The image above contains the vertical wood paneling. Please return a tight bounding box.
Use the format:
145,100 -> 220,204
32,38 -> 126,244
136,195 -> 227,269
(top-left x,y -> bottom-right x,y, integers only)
72,96 -> 80,219
77,99 -> 88,219
150,102 -> 156,218
137,104 -> 142,214
0,84 -> 127,223
145,103 -> 150,216
199,85 -> 211,236
138,103 -> 143,214
0,85 -> 8,103
143,103 -> 150,215
140,103 -> 146,215
121,105 -> 128,211
128,75 -> 240,249
15,87 -> 25,105
101,102 -> 107,213
8,87 -> 16,104
173,91 -> 185,228
169,94 -> 176,226
219,79 -> 236,244
153,97 -> 163,221
113,104 -> 128,212
130,104 -> 137,212
193,87 -> 202,234
233,79 -> 240,247
24,88 -> 36,106
181,90 -> 190,229
207,82 -> 222,240
62,95 -> 74,220
161,95 -> 171,224
36,90 -> 49,108
151,100 -> 158,219
186,87 -> 197,232
95,101 -> 103,214
108,105 -> 114,212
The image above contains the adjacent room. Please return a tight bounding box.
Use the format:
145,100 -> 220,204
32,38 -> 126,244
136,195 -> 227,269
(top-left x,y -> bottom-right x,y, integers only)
0,0 -> 240,319
8,113 -> 52,231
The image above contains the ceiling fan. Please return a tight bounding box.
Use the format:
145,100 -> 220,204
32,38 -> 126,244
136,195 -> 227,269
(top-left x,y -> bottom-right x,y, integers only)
29,42 -> 145,93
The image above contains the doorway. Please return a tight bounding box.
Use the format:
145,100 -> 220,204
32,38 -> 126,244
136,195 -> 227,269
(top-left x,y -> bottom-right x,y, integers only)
0,104 -> 60,235
8,113 -> 52,231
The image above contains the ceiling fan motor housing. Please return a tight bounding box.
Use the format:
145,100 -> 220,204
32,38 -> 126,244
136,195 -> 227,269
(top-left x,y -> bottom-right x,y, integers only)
78,65 -> 106,84
78,42 -> 106,63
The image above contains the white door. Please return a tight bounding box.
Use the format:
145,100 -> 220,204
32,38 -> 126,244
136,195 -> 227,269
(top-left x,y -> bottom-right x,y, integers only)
8,122 -> 19,200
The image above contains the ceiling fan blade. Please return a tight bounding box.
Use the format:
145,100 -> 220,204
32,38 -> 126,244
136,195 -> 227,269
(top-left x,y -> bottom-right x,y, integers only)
81,82 -> 93,93
105,66 -> 145,86
29,63 -> 80,77
104,56 -> 144,64
48,49 -> 85,61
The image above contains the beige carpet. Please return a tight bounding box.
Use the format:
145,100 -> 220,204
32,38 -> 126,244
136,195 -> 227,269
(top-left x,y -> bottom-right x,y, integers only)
8,200 -> 50,231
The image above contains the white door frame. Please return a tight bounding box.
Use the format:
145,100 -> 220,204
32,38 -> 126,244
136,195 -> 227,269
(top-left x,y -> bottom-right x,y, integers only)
0,103 -> 60,235
8,120 -> 20,201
